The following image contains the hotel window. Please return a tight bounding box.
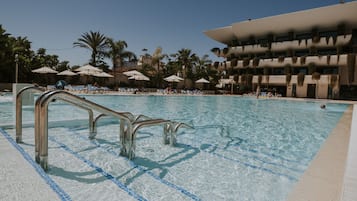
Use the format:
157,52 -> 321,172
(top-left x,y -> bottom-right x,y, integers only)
296,33 -> 312,40
272,67 -> 284,75
319,30 -> 338,38
317,49 -> 337,56
276,35 -> 290,42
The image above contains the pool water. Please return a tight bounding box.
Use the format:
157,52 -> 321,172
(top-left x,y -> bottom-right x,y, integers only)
0,94 -> 349,201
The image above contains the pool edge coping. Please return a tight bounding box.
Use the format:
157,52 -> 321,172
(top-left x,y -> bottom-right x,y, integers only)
287,104 -> 356,201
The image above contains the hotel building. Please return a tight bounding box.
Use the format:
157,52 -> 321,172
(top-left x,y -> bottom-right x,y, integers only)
204,2 -> 357,99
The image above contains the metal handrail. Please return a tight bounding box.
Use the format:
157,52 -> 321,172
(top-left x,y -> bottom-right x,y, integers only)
34,91 -> 96,163
18,87 -> 194,171
16,85 -> 45,143
168,122 -> 194,146
91,113 -> 150,139
35,90 -> 133,170
126,119 -> 171,159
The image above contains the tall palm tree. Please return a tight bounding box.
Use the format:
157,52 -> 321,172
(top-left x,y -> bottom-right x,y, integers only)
105,38 -> 136,89
151,46 -> 167,71
195,54 -> 211,78
105,38 -> 136,69
73,31 -> 107,66
175,48 -> 197,79
151,47 -> 167,88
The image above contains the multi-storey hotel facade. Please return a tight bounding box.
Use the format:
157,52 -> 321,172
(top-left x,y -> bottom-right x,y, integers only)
205,2 -> 357,99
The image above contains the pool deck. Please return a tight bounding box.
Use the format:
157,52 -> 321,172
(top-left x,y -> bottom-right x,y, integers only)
287,104 -> 357,201
0,96 -> 356,201
0,130 -> 62,201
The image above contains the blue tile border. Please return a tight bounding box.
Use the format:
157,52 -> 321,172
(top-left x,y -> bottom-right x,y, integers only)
0,128 -> 72,201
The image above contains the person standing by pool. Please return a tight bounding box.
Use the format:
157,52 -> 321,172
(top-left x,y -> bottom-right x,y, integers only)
256,86 -> 261,99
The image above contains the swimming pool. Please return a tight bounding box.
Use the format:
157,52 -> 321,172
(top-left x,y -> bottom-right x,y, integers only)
0,94 -> 349,201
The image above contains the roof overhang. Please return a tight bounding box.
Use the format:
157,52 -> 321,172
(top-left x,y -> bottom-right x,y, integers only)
204,1 -> 357,45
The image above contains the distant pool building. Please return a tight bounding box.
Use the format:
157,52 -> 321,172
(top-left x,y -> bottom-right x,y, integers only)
204,1 -> 357,99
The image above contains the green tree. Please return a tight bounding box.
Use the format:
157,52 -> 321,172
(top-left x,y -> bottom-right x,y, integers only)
151,47 -> 167,88
30,48 -> 59,69
55,61 -> 70,72
174,48 -> 198,79
0,25 -> 13,82
105,38 -> 136,69
195,54 -> 211,79
10,36 -> 33,82
0,25 -> 33,82
73,31 -> 108,66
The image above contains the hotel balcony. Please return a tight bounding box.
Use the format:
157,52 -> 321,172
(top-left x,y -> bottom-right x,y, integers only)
216,34 -> 352,57
215,54 -> 348,69
237,74 -> 339,99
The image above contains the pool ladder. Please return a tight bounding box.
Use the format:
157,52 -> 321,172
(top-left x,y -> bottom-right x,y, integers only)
16,86 -> 193,171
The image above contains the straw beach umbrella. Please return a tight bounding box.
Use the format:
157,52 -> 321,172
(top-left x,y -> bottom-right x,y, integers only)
75,64 -> 103,85
164,75 -> 184,83
195,78 -> 210,84
164,74 -> 184,89
57,70 -> 77,85
75,64 -> 102,73
93,71 -> 114,78
32,66 -> 58,74
195,78 -> 210,90
57,70 -> 77,76
123,70 -> 143,77
128,74 -> 150,81
32,67 -> 58,85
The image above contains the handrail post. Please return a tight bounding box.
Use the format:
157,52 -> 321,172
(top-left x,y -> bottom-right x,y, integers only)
34,97 -> 42,163
15,92 -> 23,143
16,85 -> 45,143
126,119 -> 170,159
39,98 -> 49,171
88,110 -> 95,139
169,122 -> 194,146
119,119 -> 130,156
163,123 -> 171,144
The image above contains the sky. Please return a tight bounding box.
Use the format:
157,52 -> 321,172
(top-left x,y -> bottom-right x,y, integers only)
1,0 -> 354,67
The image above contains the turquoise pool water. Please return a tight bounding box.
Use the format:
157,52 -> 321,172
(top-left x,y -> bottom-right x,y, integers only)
0,94 -> 349,201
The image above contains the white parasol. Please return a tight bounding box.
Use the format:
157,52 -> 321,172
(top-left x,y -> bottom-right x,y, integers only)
128,74 -> 150,81
32,66 -> 58,74
123,70 -> 143,77
195,78 -> 210,84
93,71 -> 114,78
164,75 -> 184,83
75,64 -> 102,73
57,70 -> 77,76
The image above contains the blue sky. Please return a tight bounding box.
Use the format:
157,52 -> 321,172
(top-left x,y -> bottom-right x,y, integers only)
1,0 -> 353,67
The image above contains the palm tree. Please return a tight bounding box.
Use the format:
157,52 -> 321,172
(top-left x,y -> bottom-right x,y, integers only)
195,54 -> 211,79
152,47 -> 169,73
105,38 -> 137,89
175,48 -> 198,79
105,38 -> 136,69
73,31 -> 107,66
151,47 -> 167,88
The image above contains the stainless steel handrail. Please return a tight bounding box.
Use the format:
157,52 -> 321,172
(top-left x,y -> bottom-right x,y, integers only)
91,113 -> 150,139
16,85 -> 45,143
21,88 -> 195,171
35,90 -> 133,170
34,91 -> 95,163
168,122 -> 194,146
126,119 -> 171,159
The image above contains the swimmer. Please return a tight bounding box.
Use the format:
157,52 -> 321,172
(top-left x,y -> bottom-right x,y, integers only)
320,104 -> 326,109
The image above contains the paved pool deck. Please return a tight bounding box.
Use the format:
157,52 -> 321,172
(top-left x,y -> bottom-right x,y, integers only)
288,104 -> 357,201
0,129 -> 64,201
